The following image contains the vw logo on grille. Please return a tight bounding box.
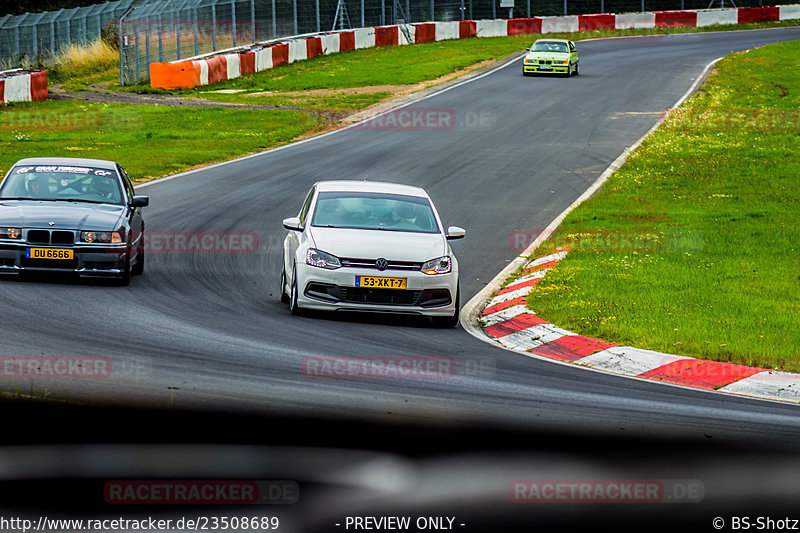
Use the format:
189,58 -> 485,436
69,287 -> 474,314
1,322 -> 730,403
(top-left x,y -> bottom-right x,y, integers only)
375,258 -> 389,271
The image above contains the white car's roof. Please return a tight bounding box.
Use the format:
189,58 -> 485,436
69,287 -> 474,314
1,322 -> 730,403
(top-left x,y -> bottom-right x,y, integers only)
314,180 -> 429,198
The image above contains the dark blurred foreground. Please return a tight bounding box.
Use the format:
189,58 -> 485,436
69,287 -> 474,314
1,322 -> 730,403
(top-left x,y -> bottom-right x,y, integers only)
0,398 -> 798,533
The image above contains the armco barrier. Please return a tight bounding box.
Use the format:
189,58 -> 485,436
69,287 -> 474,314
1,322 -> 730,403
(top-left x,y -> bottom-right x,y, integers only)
0,70 -> 48,103
149,5 -> 800,90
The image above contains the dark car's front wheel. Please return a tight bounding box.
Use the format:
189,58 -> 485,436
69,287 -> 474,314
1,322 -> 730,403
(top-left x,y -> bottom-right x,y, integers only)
132,233 -> 144,276
116,250 -> 132,286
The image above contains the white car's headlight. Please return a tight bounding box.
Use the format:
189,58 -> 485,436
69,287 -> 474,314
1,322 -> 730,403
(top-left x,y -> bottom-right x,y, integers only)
421,256 -> 451,275
306,248 -> 341,269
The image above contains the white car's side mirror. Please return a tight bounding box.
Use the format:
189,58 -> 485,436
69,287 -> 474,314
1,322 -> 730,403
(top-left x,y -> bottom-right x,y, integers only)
283,217 -> 302,231
446,226 -> 466,240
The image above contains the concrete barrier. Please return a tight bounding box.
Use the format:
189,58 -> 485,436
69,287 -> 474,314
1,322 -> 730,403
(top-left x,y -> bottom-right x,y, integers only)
0,70 -> 49,102
615,12 -> 656,29
435,21 -> 460,41
696,8 -> 738,27
147,5 -> 800,90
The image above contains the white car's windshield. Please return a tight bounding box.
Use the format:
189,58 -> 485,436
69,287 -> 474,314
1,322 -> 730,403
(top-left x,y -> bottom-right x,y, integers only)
0,165 -> 123,204
311,191 -> 440,233
531,41 -> 569,53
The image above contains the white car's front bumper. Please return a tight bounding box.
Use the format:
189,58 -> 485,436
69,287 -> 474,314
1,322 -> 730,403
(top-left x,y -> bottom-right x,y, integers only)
294,262 -> 458,317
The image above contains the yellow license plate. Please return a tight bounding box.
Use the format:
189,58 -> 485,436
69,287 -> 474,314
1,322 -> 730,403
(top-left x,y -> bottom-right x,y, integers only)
356,276 -> 407,289
26,248 -> 74,260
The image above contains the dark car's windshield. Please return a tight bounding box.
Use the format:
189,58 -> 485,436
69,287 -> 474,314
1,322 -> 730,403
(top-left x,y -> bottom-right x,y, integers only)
311,191 -> 440,233
531,41 -> 569,53
0,165 -> 124,205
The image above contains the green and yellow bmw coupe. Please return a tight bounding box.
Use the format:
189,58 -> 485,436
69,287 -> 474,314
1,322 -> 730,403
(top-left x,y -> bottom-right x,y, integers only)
522,39 -> 579,77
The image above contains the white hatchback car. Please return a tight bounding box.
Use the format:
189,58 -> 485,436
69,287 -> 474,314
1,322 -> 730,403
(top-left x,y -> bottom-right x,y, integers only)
280,180 -> 465,327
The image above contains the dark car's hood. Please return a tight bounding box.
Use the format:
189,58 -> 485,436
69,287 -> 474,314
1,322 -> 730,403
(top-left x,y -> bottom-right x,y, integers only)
0,201 -> 125,230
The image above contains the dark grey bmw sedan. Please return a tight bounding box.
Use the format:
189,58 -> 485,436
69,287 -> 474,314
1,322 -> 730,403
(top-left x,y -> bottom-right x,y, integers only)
0,157 -> 149,285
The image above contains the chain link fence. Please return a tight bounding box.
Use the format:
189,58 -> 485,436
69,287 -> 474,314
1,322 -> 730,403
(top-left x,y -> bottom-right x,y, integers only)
0,0 -> 136,68
0,0 -> 782,76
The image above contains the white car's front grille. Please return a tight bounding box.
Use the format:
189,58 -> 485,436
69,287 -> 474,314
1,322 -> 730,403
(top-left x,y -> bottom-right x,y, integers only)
339,257 -> 423,271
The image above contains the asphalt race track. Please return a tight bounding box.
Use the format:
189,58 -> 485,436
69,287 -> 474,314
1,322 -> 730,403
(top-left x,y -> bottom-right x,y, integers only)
2,27 -> 800,531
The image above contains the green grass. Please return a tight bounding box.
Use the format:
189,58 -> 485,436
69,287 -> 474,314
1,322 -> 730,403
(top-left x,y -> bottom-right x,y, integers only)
3,19 -> 797,185
525,39 -> 800,372
0,100 -> 316,181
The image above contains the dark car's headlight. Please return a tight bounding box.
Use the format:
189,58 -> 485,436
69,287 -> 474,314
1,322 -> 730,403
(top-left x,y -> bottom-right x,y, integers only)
421,256 -> 452,275
306,248 -> 341,269
81,230 -> 124,244
0,228 -> 21,239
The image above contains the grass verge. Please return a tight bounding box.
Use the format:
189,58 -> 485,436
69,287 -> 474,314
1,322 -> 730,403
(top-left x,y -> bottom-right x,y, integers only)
0,100 -> 316,181
525,39 -> 800,372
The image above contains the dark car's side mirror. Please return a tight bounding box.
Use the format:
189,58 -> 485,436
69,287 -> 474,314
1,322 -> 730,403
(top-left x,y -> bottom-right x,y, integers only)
283,217 -> 302,231
130,196 -> 149,208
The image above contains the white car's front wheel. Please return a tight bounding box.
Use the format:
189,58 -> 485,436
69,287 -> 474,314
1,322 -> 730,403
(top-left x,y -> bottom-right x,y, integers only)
289,264 -> 302,315
280,267 -> 290,303
432,285 -> 459,328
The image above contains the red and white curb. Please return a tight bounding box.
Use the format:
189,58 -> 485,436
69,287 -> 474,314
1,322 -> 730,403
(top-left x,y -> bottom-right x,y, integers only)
478,248 -> 800,405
